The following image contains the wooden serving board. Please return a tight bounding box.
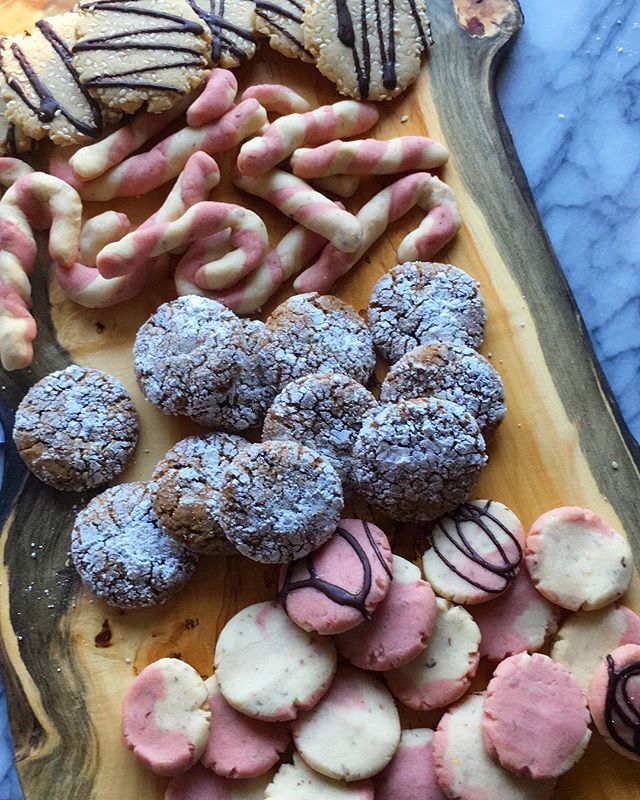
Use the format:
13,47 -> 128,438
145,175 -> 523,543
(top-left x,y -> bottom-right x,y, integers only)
1,1 -> 640,798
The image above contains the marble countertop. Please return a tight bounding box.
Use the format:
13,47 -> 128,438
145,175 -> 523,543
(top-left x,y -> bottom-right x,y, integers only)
0,0 -> 638,794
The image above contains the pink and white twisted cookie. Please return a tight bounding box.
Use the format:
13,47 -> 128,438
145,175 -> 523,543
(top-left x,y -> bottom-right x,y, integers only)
235,168 -> 363,253
294,172 -> 461,293
291,136 -> 450,177
186,68 -> 239,127
311,175 -> 361,198
237,100 -> 379,177
239,84 -> 312,115
0,157 -> 34,189
0,173 -> 82,370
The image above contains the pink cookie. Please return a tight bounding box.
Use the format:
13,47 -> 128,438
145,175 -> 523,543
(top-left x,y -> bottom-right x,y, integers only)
483,653 -> 591,779
525,506 -> 632,611
335,556 -> 437,671
166,763 -> 273,800
279,518 -> 393,635
469,568 -> 562,662
385,598 -> 480,711
373,728 -> 446,800
433,694 -> 555,800
588,643 -> 640,762
201,676 -> 289,778
422,500 -> 524,604
123,658 -> 209,776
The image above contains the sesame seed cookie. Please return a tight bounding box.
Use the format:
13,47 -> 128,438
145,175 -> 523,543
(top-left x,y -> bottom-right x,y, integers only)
219,440 -> 344,564
380,342 -> 505,438
13,364 -> 138,492
368,262 -> 486,364
254,0 -> 314,62
262,372 -> 378,487
0,51 -> 34,156
71,482 -> 198,608
190,0 -> 257,67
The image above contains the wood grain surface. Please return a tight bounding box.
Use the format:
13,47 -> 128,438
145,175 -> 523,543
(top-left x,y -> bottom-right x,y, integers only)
1,1 -> 640,798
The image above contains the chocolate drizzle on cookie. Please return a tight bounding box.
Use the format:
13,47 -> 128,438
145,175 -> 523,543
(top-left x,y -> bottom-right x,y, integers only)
255,0 -> 313,59
604,654 -> 640,756
186,0 -> 256,64
429,500 -> 522,594
281,521 -> 391,618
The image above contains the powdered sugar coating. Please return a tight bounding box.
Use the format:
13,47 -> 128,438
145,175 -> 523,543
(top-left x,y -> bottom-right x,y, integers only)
220,441 -> 344,563
353,398 -> 487,522
368,262 -> 486,363
13,365 -> 138,491
381,342 -> 505,437
133,296 -> 247,421
262,372 -> 378,486
264,293 -> 376,390
151,433 -> 249,555
71,482 -> 198,608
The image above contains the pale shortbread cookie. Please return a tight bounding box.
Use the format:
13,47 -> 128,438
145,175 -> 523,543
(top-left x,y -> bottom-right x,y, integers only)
166,763 -> 274,800
1,15 -> 106,145
433,694 -> 556,800
214,601 -> 337,721
73,0 -> 211,114
189,0 -> 258,67
373,729 -> 445,800
303,0 -> 428,100
254,0 -> 314,62
525,506 -> 633,611
0,55 -> 33,156
123,657 -> 210,776
551,605 -> 640,693
385,598 -> 480,711
293,666 -> 400,781
266,753 -> 374,799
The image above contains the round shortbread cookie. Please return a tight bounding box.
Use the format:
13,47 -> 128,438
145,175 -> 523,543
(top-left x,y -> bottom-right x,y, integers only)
0,58 -> 34,155
483,653 -> 591,779
588,643 -> 640,762
422,499 -> 525,605
201,676 -> 289,778
166,763 -> 273,800
373,728 -> 446,800
189,0 -> 257,67
385,598 -> 480,711
214,601 -> 337,721
433,694 -> 556,800
255,0 -> 314,62
292,665 -> 401,781
280,518 -> 393,635
551,605 -> 640,693
335,555 -> 437,671
265,753 -> 374,799
123,658 -> 210,776
525,506 -> 633,611
368,262 -> 486,364
469,568 -> 562,662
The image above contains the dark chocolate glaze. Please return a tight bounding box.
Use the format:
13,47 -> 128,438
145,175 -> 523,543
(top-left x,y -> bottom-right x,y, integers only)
255,0 -> 313,59
604,654 -> 640,756
280,520 -> 391,619
186,0 -> 255,64
428,500 -> 523,594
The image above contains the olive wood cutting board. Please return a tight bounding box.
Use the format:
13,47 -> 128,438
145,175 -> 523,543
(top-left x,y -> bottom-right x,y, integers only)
1,0 -> 639,798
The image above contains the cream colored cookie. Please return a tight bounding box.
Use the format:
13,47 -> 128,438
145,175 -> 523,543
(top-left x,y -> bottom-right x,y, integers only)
266,753 -> 374,799
254,0 -> 314,62
190,0 -> 258,67
73,0 -> 211,114
303,0 -> 428,100
0,50 -> 34,157
1,15 -> 107,145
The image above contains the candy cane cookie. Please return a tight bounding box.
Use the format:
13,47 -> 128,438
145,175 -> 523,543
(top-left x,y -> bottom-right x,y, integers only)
237,100 -> 379,177
311,175 -> 361,198
239,84 -> 312,115
294,172 -> 460,293
0,157 -> 34,189
186,67 -> 239,126
291,136 -> 449,177
235,169 -> 363,253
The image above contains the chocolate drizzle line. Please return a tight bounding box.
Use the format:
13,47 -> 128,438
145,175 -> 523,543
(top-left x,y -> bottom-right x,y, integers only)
604,654 -> 640,755
429,500 -> 523,593
254,0 -> 313,59
281,520 -> 391,618
186,0 -> 255,64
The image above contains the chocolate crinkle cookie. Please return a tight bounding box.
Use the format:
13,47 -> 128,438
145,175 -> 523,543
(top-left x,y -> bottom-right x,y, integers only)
263,293 -> 376,390
262,372 -> 378,488
151,432 -> 249,555
219,440 -> 344,564
13,364 -> 138,491
353,398 -> 487,522
380,342 -> 505,438
368,262 -> 487,363
71,482 -> 198,608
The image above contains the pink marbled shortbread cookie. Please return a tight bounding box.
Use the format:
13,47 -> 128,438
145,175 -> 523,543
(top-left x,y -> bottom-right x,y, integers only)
123,658 -> 209,776
385,598 -> 480,711
165,763 -> 273,799
483,653 -> 591,779
265,753 -> 374,799
373,728 -> 446,800
335,556 -> 437,671
201,676 -> 289,778
525,506 -> 632,611
469,568 -> 562,662
280,519 -> 393,635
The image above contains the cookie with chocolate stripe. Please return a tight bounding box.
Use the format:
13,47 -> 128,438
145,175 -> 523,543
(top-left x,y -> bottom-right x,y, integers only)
254,0 -> 314,62
189,0 -> 258,68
